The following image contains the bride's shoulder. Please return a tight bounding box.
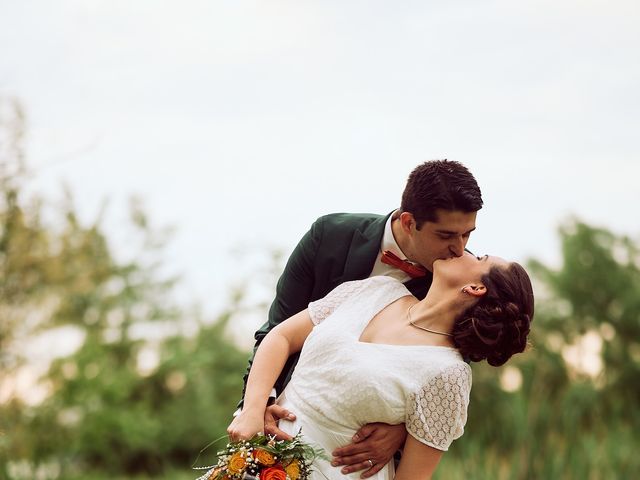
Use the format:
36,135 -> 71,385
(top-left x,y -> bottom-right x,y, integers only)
414,359 -> 472,396
340,275 -> 403,290
343,276 -> 406,295
367,275 -> 406,288
437,359 -> 472,386
370,275 -> 411,296
330,276 -> 407,303
364,275 -> 410,295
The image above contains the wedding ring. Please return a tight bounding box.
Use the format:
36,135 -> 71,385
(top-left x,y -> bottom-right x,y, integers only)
367,459 -> 375,468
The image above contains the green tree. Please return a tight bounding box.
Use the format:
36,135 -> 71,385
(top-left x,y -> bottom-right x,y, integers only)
0,99 -> 248,479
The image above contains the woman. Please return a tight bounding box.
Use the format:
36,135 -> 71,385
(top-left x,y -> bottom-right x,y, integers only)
227,252 -> 533,479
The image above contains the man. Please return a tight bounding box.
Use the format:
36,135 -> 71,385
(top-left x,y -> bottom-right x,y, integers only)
238,159 -> 482,477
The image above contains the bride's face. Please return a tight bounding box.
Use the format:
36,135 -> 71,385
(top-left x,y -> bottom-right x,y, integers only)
433,252 -> 509,286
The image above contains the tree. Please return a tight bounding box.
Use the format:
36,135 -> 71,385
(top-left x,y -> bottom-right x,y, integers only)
0,98 -> 248,479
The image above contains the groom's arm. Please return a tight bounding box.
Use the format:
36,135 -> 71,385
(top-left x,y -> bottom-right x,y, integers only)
237,217 -> 324,410
331,423 -> 407,478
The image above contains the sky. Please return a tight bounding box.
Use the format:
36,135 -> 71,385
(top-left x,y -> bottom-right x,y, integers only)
1,0 -> 639,331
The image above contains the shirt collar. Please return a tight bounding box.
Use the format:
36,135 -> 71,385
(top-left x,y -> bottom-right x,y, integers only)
381,210 -> 410,261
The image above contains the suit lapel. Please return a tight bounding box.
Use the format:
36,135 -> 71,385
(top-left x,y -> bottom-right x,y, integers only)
340,213 -> 390,282
334,212 -> 433,301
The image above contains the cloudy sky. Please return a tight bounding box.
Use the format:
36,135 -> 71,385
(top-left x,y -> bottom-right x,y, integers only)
1,0 -> 639,323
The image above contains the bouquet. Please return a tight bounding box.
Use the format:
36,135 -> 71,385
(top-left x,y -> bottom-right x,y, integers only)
194,431 -> 325,480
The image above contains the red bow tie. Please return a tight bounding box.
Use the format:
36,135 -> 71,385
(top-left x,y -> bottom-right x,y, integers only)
380,250 -> 428,278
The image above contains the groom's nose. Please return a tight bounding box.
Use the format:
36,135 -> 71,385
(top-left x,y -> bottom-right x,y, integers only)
448,237 -> 465,257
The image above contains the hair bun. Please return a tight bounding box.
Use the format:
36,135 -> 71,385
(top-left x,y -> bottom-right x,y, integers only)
452,263 -> 534,367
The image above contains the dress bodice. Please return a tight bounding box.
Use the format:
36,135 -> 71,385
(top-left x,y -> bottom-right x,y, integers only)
283,276 -> 472,452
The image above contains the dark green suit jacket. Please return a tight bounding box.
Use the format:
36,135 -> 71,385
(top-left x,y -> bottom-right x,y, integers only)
239,212 -> 433,407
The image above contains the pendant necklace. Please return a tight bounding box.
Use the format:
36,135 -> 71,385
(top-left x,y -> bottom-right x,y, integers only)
407,303 -> 454,337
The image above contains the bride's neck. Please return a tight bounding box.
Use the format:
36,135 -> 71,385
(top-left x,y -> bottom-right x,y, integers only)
410,287 -> 461,332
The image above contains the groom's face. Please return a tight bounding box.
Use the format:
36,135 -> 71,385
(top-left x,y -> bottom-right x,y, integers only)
408,209 -> 478,271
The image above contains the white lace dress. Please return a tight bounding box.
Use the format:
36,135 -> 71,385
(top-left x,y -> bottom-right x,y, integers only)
278,276 -> 472,479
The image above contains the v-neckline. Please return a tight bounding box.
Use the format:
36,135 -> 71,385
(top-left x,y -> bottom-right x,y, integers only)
356,291 -> 456,350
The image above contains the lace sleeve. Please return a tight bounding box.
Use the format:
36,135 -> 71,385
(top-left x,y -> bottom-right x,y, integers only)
307,279 -> 370,325
405,363 -> 472,451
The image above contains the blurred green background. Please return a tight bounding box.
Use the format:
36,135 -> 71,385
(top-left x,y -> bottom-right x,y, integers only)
1,98 -> 638,479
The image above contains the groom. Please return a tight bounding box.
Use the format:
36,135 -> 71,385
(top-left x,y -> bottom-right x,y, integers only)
238,159 -> 482,477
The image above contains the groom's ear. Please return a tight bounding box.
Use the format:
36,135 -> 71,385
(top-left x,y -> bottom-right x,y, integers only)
399,211 -> 416,232
462,284 -> 487,298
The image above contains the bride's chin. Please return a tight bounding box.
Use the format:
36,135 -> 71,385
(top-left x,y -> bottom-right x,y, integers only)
432,258 -> 448,270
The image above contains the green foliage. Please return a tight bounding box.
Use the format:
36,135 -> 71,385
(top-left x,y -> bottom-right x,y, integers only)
0,98 -> 248,479
28,317 -> 247,476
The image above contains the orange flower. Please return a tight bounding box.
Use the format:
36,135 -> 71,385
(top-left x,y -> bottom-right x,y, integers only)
254,448 -> 276,466
284,460 -> 301,480
227,451 -> 247,475
261,466 -> 287,480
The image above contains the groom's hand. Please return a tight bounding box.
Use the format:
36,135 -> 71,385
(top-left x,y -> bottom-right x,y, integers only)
331,422 -> 406,478
263,404 -> 296,441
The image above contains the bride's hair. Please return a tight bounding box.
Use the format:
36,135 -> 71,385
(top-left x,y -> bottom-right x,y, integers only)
452,263 -> 534,366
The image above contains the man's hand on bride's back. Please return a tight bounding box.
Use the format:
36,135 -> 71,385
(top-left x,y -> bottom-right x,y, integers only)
263,404 -> 296,441
331,422 -> 407,478
226,409 -> 266,442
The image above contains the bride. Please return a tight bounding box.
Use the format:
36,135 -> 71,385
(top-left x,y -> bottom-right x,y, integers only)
227,252 -> 533,479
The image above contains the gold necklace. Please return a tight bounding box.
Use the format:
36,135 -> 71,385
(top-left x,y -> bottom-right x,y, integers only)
407,303 -> 454,338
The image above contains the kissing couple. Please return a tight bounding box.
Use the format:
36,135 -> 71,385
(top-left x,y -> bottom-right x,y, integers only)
227,160 -> 533,479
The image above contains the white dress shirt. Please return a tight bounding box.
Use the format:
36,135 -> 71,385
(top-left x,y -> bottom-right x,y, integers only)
367,210 -> 412,283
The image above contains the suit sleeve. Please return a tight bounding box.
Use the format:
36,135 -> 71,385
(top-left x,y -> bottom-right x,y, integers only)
237,217 -> 324,408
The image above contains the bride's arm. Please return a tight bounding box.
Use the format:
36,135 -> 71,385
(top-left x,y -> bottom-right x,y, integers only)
395,364 -> 470,478
393,435 -> 444,480
227,309 -> 315,441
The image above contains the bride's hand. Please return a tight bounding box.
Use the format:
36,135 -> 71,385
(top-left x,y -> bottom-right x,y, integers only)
227,409 -> 265,442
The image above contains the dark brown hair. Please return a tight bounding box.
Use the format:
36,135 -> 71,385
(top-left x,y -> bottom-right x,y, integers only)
400,159 -> 483,228
452,262 -> 534,366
